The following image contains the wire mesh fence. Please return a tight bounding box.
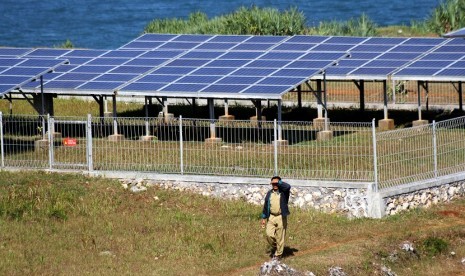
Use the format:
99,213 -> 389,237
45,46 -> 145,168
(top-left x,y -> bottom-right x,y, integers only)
1,113 -> 465,189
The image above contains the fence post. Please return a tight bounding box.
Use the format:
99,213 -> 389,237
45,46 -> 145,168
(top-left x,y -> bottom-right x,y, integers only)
179,115 -> 184,175
273,119 -> 278,176
432,120 -> 438,178
87,114 -> 93,172
48,114 -> 53,170
0,112 -> 4,168
372,119 -> 378,192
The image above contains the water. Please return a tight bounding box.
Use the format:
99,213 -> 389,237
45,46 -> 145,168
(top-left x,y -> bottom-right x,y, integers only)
1,0 -> 439,49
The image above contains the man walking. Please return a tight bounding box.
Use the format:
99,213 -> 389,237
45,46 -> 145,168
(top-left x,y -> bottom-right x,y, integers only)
260,176 -> 291,260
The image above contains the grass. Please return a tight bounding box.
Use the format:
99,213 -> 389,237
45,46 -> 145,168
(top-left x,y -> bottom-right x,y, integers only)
1,170 -> 465,275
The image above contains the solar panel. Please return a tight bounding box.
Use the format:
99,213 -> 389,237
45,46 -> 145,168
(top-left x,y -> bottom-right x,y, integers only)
0,47 -> 33,57
443,27 -> 465,38
0,57 -> 67,95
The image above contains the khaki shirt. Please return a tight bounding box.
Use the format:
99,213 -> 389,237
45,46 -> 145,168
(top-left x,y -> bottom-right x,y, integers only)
270,191 -> 281,215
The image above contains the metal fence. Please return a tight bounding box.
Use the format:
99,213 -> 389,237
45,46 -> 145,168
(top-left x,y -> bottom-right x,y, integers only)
1,112 -> 465,190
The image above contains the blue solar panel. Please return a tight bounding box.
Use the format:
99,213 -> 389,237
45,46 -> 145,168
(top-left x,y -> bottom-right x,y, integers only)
158,42 -> 201,50
0,58 -> 25,66
363,60 -> 407,67
259,77 -> 303,86
151,67 -> 196,75
347,52 -> 380,59
377,52 -> 420,60
63,49 -> 107,57
324,67 -> 354,75
86,58 -> 128,66
206,59 -> 249,67
126,58 -> 167,66
246,60 -> 289,68
287,60 -> 334,68
444,38 -> 465,45
232,43 -> 274,51
403,38 -> 443,45
450,61 -> 465,68
78,81 -> 125,90
209,36 -> 250,43
436,69 -> 465,76
337,59 -> 368,67
394,68 -> 440,76
326,36 -> 367,44
419,53 -> 465,60
137,74 -> 180,83
216,76 -> 262,84
246,36 -> 287,43
232,68 -> 276,76
181,51 -> 223,59
0,75 -> 32,84
164,83 -> 208,92
242,85 -> 289,94
0,48 -> 32,57
390,45 -> 435,52
140,50 -> 183,58
351,44 -> 393,52
109,66 -> 152,74
312,44 -> 353,51
271,68 -> 320,77
443,28 -> 465,38
165,59 -> 209,67
44,80 -> 84,89
2,67 -> 52,76
102,50 -> 145,58
136,34 -> 177,41
121,82 -> 165,91
173,34 -> 213,42
261,52 -> 303,60
433,45 -> 465,53
221,51 -> 262,59
72,65 -> 114,73
273,43 -> 316,51
55,73 -> 100,81
177,75 -> 223,84
350,67 -> 394,75
301,52 -> 347,60
409,60 -> 452,68
286,36 -> 328,43
364,37 -> 407,45
94,73 -> 138,82
192,67 -> 236,76
201,84 -> 249,93
195,43 -> 236,50
122,41 -> 164,49
25,48 -> 71,57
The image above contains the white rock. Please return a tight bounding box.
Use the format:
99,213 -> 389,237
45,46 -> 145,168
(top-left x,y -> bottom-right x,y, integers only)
130,186 -> 147,193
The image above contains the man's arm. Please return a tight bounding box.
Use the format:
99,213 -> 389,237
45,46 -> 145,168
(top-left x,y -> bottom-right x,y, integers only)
278,180 -> 291,193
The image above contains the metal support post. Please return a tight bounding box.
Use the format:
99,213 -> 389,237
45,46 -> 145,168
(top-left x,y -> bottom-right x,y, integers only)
372,119 -> 378,192
417,81 -> 422,121
144,96 -> 150,136
273,119 -> 278,175
179,115 -> 184,174
323,71 -> 329,131
208,98 -> 216,138
87,114 -> 93,172
277,100 -> 283,141
0,112 -> 4,167
112,95 -> 118,135
432,120 -> 438,178
48,115 -> 54,170
383,80 -> 388,120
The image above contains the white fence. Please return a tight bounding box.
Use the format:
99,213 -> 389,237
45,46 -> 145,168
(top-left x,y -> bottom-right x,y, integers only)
1,113 -> 465,190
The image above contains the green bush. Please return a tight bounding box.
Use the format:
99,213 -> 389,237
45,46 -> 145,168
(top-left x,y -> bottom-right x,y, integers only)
422,237 -> 449,256
427,0 -> 465,34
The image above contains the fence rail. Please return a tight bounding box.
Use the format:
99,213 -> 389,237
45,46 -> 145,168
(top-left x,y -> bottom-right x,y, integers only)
1,112 -> 465,190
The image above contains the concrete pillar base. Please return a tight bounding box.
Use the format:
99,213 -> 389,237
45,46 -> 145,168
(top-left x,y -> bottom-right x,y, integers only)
47,131 -> 62,140
108,134 -> 125,141
140,135 -> 157,142
219,115 -> 235,121
317,130 -> 334,141
274,140 -> 289,146
313,117 -> 329,129
412,120 -> 429,127
158,112 -> 174,123
205,137 -> 222,143
34,139 -> 49,151
250,116 -> 266,121
378,119 -> 395,131
104,112 -> 113,118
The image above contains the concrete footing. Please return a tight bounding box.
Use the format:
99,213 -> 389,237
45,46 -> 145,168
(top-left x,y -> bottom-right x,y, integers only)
412,120 -> 429,127
219,115 -> 235,121
378,119 -> 395,131
140,135 -> 157,142
313,117 -> 329,129
274,140 -> 289,146
158,112 -> 174,123
317,130 -> 334,141
108,134 -> 125,141
205,137 -> 222,143
34,139 -> 49,150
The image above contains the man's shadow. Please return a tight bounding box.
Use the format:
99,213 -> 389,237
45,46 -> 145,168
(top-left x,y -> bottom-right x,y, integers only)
282,246 -> 298,258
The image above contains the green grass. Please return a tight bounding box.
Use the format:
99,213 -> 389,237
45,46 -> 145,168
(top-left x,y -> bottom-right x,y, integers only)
1,170 -> 465,275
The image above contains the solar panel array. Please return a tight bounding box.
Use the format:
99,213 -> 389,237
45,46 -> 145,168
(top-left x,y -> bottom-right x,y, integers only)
0,33 -> 465,100
392,38 -> 465,81
443,27 -> 465,38
0,57 -> 67,95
